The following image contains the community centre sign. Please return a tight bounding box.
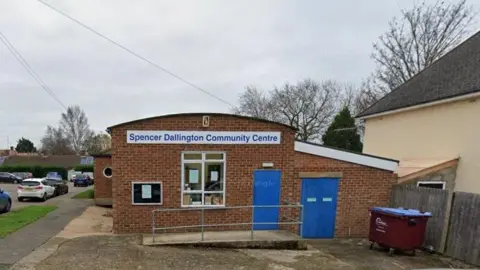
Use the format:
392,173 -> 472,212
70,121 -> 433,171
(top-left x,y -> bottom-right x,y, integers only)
127,130 -> 281,144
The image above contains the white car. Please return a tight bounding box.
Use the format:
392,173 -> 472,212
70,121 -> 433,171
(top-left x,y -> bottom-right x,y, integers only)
17,178 -> 56,202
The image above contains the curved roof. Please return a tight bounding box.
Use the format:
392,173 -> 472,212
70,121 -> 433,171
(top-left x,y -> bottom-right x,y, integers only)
107,113 -> 297,132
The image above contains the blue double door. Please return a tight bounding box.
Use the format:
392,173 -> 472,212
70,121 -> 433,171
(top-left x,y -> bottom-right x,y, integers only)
251,171 -> 340,238
301,178 -> 339,238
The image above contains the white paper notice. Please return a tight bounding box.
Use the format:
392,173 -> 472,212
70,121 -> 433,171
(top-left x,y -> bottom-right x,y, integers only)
211,171 -> 218,181
189,169 -> 199,184
142,185 -> 152,199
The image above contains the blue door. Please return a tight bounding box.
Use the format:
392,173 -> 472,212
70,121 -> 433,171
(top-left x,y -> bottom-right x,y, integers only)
301,178 -> 339,238
253,170 -> 281,230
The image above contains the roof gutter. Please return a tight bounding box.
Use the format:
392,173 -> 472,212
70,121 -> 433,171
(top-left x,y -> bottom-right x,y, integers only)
357,91 -> 480,120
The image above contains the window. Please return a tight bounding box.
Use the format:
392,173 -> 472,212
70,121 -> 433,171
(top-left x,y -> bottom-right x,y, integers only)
80,156 -> 94,165
417,181 -> 445,190
182,152 -> 225,207
21,181 -> 40,187
132,182 -> 162,205
103,167 -> 113,178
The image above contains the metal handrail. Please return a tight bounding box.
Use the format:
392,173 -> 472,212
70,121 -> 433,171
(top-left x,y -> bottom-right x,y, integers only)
151,204 -> 304,243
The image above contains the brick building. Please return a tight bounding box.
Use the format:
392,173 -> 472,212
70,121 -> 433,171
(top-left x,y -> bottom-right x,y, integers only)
93,113 -> 397,238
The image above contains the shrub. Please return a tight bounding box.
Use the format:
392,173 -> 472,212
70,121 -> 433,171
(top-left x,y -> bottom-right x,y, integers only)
0,165 -> 68,179
72,165 -> 94,173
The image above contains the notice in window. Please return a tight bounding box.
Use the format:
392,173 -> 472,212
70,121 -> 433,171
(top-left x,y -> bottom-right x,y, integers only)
210,171 -> 218,181
142,185 -> 152,199
189,169 -> 199,184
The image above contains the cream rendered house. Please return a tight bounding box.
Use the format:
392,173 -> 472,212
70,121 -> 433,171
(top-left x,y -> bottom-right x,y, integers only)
357,31 -> 480,194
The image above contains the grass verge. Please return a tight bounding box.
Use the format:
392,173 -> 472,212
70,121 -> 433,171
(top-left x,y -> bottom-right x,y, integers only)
73,188 -> 95,199
0,205 -> 57,238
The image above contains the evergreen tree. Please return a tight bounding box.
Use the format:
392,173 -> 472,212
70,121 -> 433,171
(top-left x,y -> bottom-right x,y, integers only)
322,107 -> 362,152
15,137 -> 37,153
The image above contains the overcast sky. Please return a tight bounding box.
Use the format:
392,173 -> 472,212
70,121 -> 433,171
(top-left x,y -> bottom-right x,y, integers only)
0,0 -> 479,148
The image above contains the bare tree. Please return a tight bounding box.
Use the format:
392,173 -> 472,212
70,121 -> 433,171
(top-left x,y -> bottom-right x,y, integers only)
339,83 -> 360,114
360,0 -> 475,110
86,133 -> 112,154
59,105 -> 94,154
233,79 -> 345,141
272,79 -> 340,141
40,126 -> 74,155
232,86 -> 278,121
355,76 -> 385,114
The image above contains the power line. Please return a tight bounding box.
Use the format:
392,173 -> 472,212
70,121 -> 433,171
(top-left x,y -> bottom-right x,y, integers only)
36,0 -> 235,107
0,30 -> 68,110
333,127 -> 357,132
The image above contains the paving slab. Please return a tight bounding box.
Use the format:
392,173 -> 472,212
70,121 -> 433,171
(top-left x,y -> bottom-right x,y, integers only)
27,235 -> 477,270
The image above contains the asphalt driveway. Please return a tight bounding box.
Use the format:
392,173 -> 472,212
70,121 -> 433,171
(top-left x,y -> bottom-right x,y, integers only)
0,182 -> 88,210
0,183 -> 93,268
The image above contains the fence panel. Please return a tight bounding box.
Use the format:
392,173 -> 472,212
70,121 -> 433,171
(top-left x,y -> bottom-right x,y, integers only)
446,192 -> 480,266
390,185 -> 448,251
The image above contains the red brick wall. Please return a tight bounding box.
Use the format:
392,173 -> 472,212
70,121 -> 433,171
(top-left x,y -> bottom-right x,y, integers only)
94,156 -> 112,200
295,152 -> 397,237
110,114 -> 297,234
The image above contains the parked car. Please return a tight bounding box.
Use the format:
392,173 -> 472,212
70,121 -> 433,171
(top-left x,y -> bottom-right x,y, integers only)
83,172 -> 94,184
46,172 -> 61,179
17,178 -> 56,202
11,172 -> 33,180
73,174 -> 92,187
70,171 -> 82,182
45,175 -> 69,196
0,172 -> 23,184
0,187 -> 12,213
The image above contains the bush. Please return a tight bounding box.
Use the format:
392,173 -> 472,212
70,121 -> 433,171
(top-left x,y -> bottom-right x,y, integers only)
0,165 -> 68,179
72,165 -> 94,173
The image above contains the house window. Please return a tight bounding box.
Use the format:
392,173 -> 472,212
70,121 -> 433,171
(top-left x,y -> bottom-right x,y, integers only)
417,181 -> 445,190
181,152 -> 225,207
132,182 -> 162,205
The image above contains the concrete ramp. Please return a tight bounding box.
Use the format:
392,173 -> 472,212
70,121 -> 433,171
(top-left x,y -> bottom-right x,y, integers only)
143,230 -> 306,250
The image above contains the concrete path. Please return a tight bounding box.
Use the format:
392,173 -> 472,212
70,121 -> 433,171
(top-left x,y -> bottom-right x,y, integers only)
0,195 -> 92,268
14,236 -> 475,270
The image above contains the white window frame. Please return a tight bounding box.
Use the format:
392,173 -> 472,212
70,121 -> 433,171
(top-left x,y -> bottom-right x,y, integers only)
131,181 -> 163,205
417,181 -> 446,190
181,151 -> 226,207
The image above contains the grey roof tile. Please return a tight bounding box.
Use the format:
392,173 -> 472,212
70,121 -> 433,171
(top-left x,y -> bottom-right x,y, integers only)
357,31 -> 480,118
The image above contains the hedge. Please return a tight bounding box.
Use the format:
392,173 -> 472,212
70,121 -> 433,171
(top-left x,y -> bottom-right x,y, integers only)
0,165 -> 67,179
72,165 -> 94,173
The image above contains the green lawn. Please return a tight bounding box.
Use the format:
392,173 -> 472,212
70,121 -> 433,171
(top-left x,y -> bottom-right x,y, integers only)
73,188 -> 95,199
0,205 -> 57,238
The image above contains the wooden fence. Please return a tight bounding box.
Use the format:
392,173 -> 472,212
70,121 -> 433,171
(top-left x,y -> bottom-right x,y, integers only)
390,185 -> 449,252
446,192 -> 480,266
